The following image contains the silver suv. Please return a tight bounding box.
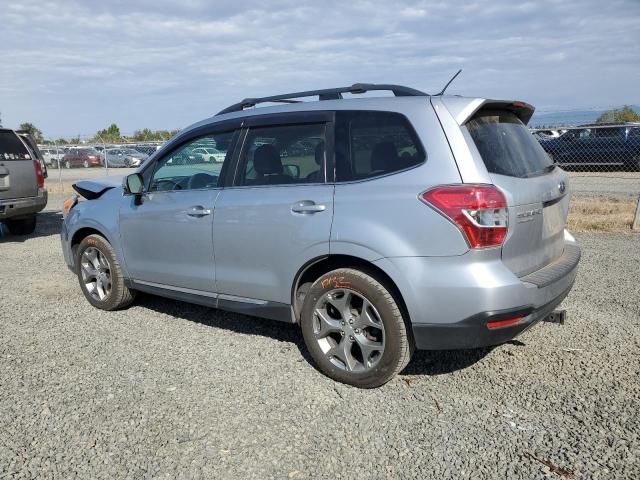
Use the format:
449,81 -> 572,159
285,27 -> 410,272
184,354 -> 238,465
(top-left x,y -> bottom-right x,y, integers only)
0,129 -> 48,235
61,84 -> 580,388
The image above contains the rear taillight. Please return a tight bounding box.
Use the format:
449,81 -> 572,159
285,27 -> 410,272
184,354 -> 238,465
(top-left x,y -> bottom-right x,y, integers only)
420,184 -> 508,248
33,159 -> 45,188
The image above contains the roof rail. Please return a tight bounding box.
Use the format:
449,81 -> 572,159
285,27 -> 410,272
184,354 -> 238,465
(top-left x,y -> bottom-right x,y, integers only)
216,83 -> 429,115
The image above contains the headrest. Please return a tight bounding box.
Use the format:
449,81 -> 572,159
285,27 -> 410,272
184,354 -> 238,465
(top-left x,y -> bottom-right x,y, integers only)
370,141 -> 398,172
254,144 -> 282,175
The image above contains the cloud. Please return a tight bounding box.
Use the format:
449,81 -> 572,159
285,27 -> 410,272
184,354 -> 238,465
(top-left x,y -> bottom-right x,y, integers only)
0,0 -> 638,137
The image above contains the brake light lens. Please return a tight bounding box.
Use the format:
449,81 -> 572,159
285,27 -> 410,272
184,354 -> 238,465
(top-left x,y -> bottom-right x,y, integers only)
33,159 -> 45,188
420,185 -> 508,248
486,316 -> 523,329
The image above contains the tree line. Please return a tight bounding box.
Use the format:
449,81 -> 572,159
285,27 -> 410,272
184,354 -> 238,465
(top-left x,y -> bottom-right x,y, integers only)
10,121 -> 180,145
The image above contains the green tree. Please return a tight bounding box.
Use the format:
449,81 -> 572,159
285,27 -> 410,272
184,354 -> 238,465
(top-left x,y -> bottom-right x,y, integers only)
596,105 -> 640,124
18,122 -> 44,143
95,123 -> 121,142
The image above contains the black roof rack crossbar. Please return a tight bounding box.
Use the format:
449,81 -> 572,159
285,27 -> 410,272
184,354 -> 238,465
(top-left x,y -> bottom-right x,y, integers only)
216,83 -> 429,115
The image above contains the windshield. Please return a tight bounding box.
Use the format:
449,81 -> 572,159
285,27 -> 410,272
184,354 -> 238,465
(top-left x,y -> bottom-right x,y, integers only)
467,110 -> 553,178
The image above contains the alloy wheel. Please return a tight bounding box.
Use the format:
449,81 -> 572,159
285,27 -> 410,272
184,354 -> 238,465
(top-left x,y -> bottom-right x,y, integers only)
80,247 -> 112,301
312,288 -> 385,372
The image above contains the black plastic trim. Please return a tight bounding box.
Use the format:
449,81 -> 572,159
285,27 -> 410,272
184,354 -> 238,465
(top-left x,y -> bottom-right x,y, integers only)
412,282 -> 575,350
520,244 -> 581,288
125,280 -> 293,323
217,83 -> 429,115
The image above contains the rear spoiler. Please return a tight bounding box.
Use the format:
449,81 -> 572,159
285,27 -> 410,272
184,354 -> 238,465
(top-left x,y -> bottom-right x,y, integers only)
439,97 -> 536,126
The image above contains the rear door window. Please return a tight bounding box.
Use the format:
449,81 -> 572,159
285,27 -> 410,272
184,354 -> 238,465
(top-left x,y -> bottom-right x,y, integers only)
334,111 -> 425,182
237,123 -> 327,186
466,110 -> 553,178
0,131 -> 31,160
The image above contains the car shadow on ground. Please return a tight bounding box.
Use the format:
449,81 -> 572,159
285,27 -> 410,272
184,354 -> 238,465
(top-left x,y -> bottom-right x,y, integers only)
135,292 -> 502,378
0,211 -> 63,243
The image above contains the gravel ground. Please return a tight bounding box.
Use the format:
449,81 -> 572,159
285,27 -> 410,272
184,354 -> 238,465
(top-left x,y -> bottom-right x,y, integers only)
568,172 -> 640,197
0,195 -> 638,479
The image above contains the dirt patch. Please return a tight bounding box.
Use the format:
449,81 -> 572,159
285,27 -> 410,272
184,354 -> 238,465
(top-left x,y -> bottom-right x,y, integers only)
568,195 -> 639,233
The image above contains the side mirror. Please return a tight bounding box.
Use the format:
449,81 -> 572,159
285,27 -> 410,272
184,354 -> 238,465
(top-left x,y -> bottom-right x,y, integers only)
124,173 -> 144,195
283,164 -> 300,178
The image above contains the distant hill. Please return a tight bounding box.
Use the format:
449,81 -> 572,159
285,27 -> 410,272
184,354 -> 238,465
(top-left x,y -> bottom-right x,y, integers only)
530,105 -> 640,127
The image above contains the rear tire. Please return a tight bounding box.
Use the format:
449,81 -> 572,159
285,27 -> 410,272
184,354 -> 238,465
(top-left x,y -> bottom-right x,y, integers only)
75,234 -> 135,310
5,216 -> 37,235
65,160 -> 71,169
300,268 -> 412,388
83,160 -> 89,168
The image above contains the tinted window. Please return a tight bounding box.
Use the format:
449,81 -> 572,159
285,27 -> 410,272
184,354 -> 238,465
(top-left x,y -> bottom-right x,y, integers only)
238,123 -> 326,186
593,127 -> 623,138
335,111 -> 425,182
0,131 -> 31,160
149,131 -> 235,192
467,110 -> 553,178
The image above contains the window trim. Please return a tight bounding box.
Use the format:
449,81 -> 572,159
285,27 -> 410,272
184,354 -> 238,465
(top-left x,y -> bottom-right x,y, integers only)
229,112 -> 335,188
141,121 -> 242,193
333,110 -> 427,184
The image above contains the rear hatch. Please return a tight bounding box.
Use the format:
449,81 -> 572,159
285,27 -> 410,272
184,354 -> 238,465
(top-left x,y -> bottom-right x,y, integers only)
0,130 -> 38,200
465,107 -> 570,277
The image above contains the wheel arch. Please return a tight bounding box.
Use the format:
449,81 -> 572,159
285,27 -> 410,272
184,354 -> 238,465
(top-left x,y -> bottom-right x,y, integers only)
291,254 -> 413,331
70,226 -> 111,266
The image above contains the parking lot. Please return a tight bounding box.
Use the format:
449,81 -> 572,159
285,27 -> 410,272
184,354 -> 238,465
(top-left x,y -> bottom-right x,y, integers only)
0,194 -> 638,479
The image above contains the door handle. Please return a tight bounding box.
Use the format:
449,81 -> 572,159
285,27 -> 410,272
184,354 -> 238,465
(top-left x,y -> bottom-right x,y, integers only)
291,201 -> 326,214
186,206 -> 212,217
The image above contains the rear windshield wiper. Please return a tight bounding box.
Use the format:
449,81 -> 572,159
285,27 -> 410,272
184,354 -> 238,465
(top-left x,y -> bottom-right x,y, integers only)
524,164 -> 555,178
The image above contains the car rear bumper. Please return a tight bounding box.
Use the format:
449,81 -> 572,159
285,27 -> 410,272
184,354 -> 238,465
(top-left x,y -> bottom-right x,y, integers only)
411,281 -> 574,349
374,237 -> 580,350
0,188 -> 48,219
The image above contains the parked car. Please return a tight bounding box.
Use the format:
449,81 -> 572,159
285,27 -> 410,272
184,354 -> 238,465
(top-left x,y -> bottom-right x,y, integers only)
61,148 -> 103,168
16,132 -> 48,180
103,148 -> 149,168
61,83 -> 580,388
0,129 -> 47,234
531,129 -> 562,139
539,124 -> 640,170
190,146 -> 226,163
41,147 -> 65,168
129,144 -> 162,156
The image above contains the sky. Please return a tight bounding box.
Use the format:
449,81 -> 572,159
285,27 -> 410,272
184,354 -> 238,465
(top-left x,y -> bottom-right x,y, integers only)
1,0 -> 639,138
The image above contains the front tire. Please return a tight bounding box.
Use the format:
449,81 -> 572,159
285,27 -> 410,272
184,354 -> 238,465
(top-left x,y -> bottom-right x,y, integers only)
300,268 -> 412,388
5,216 -> 36,235
75,234 -> 135,310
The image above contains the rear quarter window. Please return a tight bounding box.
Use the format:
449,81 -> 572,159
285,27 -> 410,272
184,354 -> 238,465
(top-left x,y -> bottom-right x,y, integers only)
466,110 -> 553,178
335,111 -> 425,182
0,131 -> 31,160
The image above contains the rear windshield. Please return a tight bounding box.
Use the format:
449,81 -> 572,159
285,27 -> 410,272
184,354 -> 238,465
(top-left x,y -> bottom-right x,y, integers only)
0,131 -> 31,161
467,110 -> 553,178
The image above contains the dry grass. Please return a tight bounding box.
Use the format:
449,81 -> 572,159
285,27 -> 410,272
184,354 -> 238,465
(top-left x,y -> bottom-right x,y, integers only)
568,195 -> 639,233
